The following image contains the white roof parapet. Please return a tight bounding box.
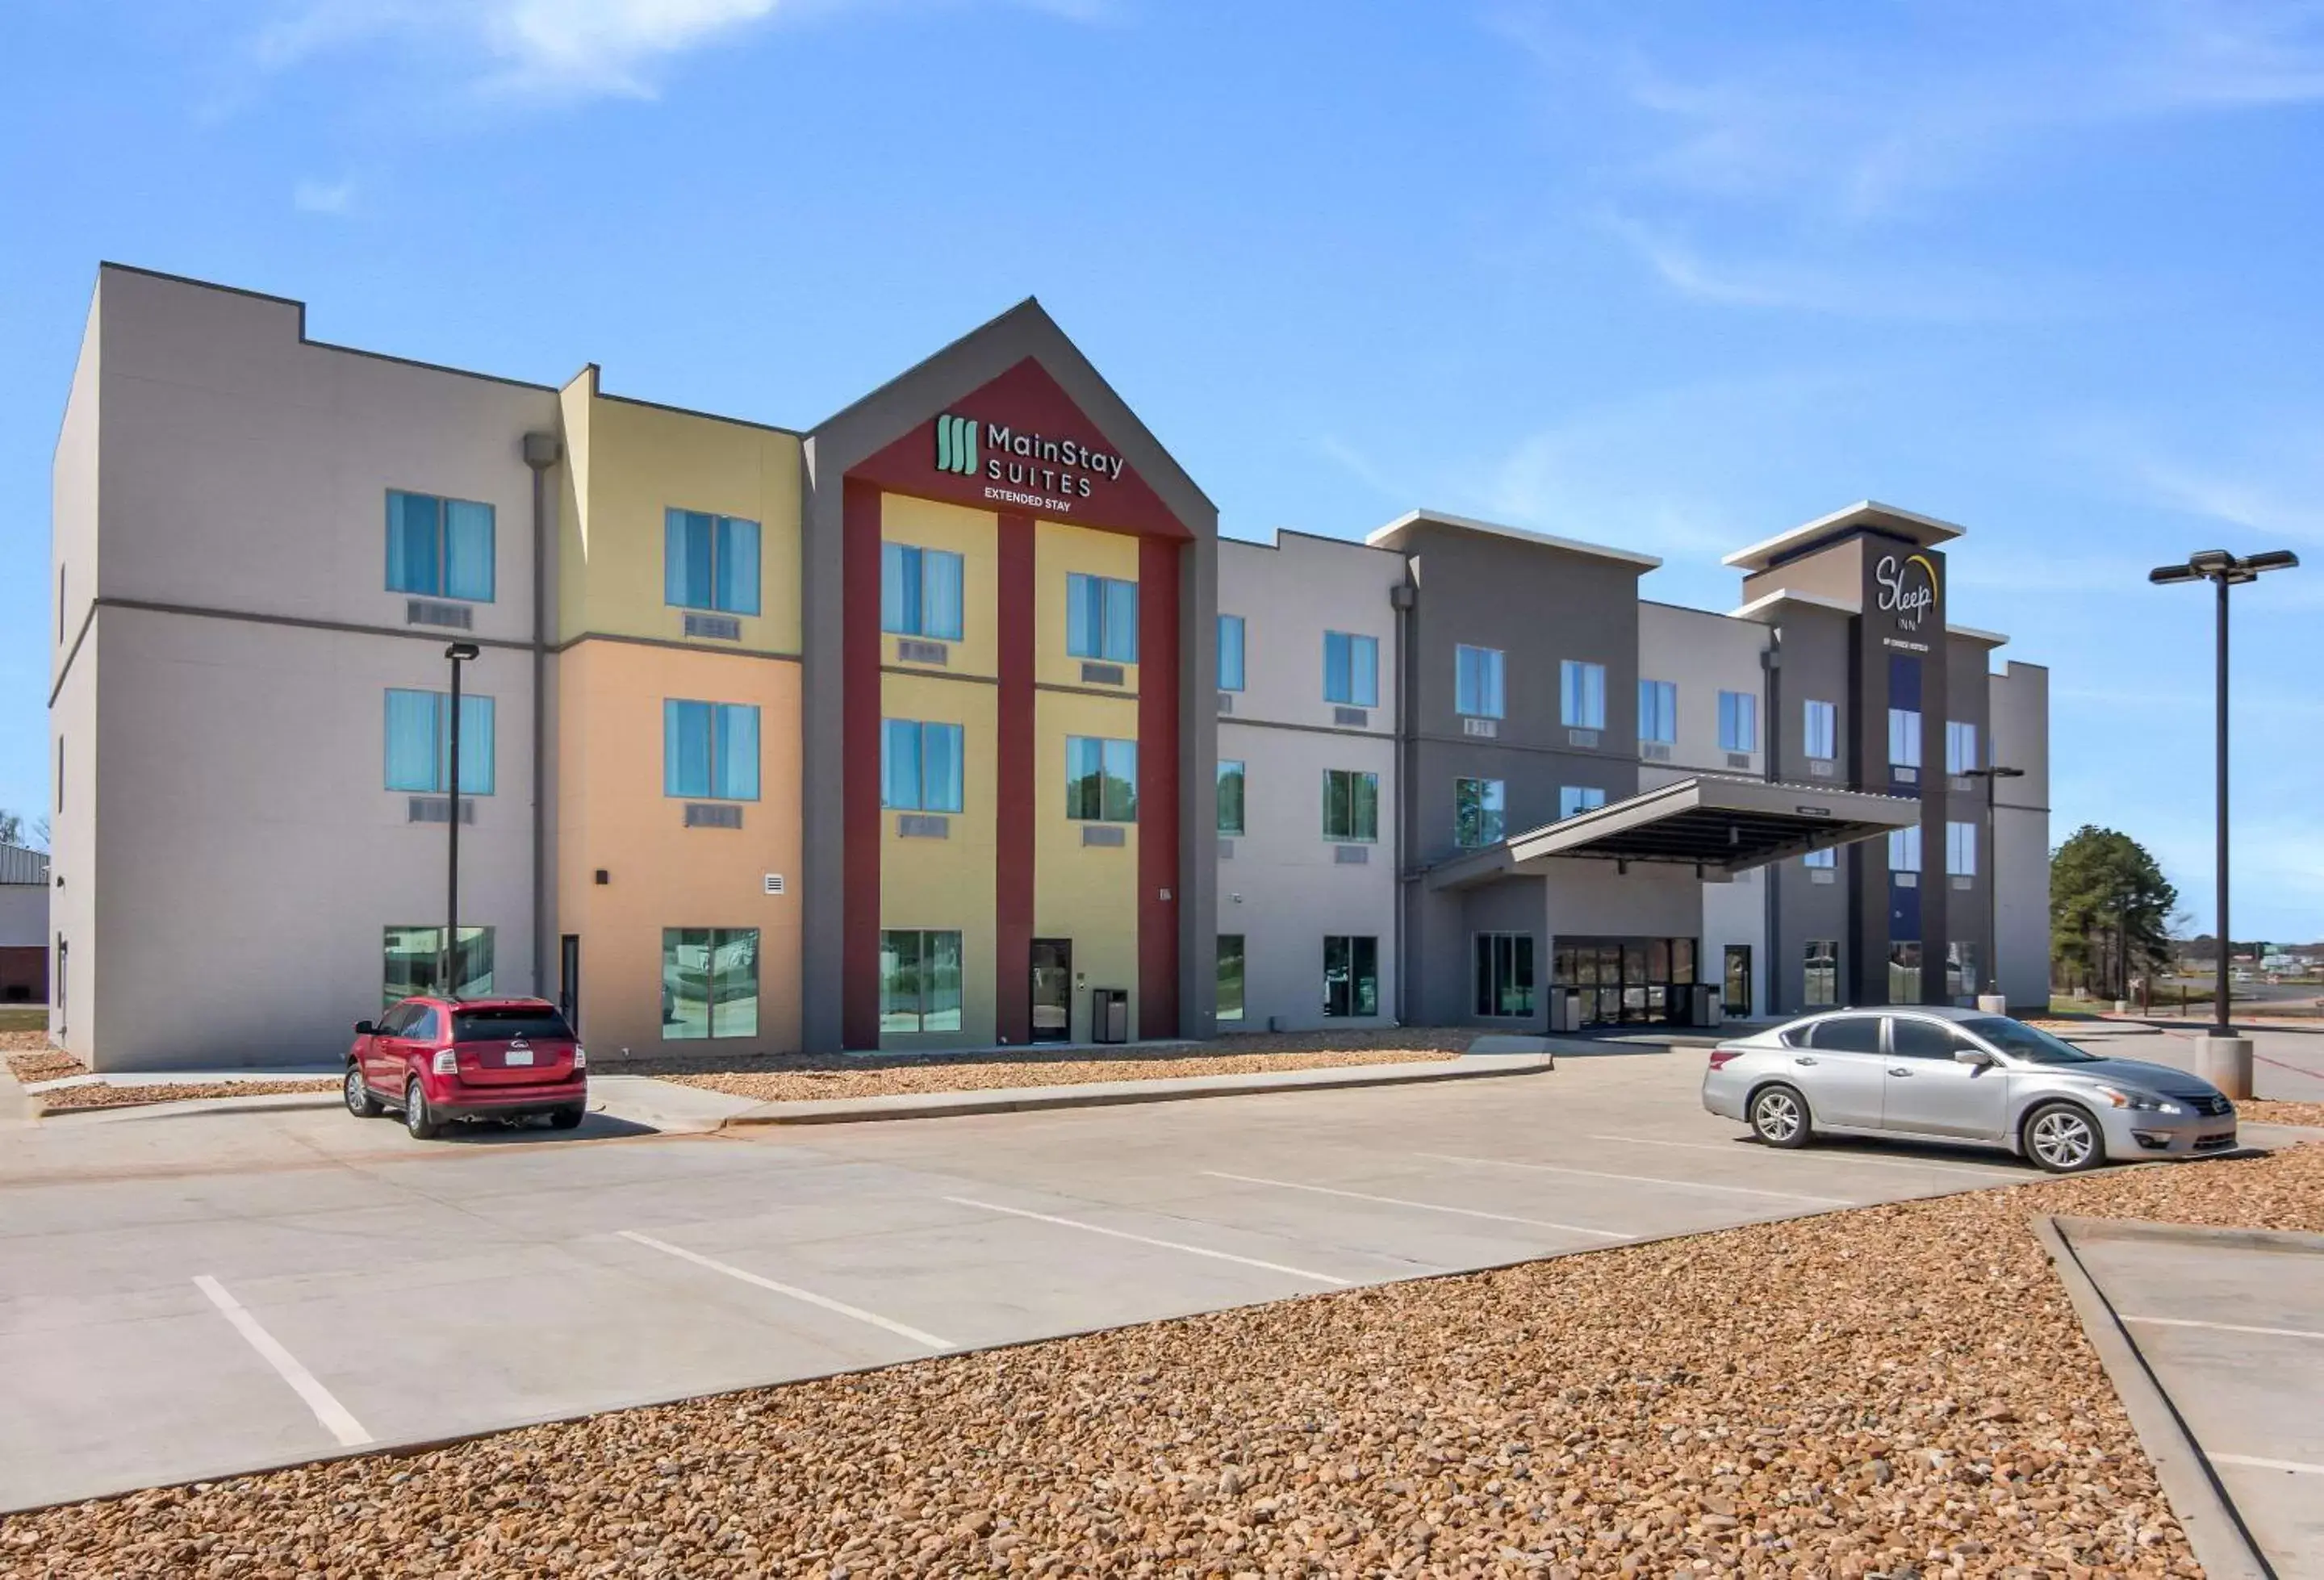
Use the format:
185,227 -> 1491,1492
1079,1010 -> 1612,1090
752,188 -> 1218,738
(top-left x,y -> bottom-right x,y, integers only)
1723,499 -> 1967,572
1366,508 -> 1662,570
1728,587 -> 1861,621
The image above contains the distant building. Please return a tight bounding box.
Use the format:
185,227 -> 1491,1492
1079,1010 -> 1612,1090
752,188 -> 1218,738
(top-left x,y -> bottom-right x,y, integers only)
0,844 -> 49,1004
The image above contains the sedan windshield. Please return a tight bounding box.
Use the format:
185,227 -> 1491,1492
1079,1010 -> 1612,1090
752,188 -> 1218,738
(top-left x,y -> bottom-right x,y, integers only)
1963,1017 -> 2100,1064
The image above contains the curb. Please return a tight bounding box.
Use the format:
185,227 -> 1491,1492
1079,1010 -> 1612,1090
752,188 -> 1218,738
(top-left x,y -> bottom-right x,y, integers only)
31,1090 -> 343,1122
2031,1214 -> 2273,1580
719,1053 -> 1553,1128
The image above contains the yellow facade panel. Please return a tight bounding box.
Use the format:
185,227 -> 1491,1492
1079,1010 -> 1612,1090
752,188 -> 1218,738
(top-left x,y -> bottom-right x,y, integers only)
1035,518 -> 1142,694
878,671 -> 999,1048
880,495 -> 999,679
1033,688 -> 1142,1039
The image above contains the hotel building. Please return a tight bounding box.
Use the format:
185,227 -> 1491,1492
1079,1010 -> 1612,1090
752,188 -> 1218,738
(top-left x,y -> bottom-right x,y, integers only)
46,265 -> 2048,1071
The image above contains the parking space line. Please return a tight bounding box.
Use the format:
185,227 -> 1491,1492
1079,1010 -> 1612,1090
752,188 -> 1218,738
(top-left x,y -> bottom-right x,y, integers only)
617,1231 -> 955,1350
2120,1314 -> 2324,1343
2211,1453 -> 2324,1475
943,1196 -> 1352,1286
192,1275 -> 371,1448
1415,1152 -> 1854,1206
1584,1134 -> 2027,1178
1200,1170 -> 1631,1239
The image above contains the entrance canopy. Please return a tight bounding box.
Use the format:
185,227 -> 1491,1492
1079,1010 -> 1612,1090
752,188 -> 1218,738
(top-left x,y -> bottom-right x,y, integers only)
1425,775 -> 1918,890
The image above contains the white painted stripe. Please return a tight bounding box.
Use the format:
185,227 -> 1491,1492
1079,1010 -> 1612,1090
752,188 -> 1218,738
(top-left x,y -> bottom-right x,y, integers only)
617,1231 -> 955,1350
2211,1453 -> 2324,1476
1416,1152 -> 1854,1206
2120,1315 -> 2324,1343
943,1197 -> 1352,1286
193,1275 -> 371,1448
1202,1170 -> 1631,1239
1584,1133 -> 2025,1178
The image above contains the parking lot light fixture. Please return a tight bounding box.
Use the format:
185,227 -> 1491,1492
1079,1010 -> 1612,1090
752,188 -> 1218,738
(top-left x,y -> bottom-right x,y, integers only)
444,642 -> 481,1000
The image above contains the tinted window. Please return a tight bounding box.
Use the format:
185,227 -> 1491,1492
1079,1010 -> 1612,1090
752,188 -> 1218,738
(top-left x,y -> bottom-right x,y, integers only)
378,1003 -> 418,1037
406,1007 -> 444,1043
1962,1016 -> 2100,1064
454,1006 -> 574,1043
1809,1015 -> 1884,1053
1890,1018 -> 1967,1060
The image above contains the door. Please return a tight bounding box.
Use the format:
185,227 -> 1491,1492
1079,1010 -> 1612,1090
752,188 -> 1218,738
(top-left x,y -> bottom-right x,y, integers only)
1723,946 -> 1753,1019
1030,939 -> 1072,1043
1790,1013 -> 1888,1127
365,1003 -> 409,1096
558,935 -> 581,1034
1879,1015 -> 2011,1139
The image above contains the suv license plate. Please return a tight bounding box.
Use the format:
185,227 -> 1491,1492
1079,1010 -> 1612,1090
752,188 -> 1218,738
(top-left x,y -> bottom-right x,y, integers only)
505,1049 -> 533,1066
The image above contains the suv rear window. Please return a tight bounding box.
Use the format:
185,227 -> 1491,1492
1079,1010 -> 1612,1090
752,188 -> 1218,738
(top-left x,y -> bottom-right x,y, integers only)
453,1007 -> 574,1043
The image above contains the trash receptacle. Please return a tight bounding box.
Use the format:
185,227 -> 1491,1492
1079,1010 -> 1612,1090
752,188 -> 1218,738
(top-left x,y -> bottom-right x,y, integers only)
1693,984 -> 1724,1027
1092,989 -> 1130,1044
1550,988 -> 1582,1032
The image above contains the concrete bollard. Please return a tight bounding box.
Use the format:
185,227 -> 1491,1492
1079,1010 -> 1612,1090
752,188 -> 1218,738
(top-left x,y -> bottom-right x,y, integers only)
1976,993 -> 2008,1015
2197,1036 -> 2253,1101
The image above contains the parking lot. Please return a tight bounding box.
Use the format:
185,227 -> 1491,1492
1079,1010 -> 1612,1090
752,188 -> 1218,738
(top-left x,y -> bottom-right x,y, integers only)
0,1044 -> 2299,1514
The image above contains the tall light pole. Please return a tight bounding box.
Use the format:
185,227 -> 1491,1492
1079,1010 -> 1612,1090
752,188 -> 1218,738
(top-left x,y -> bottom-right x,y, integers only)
2147,548 -> 2298,1097
1958,763 -> 2024,1009
444,642 -> 481,999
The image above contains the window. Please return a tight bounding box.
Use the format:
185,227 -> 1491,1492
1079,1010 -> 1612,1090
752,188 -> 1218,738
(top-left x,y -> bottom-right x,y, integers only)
1066,573 -> 1139,663
878,930 -> 962,1034
1946,942 -> 1979,1000
1067,737 -> 1138,822
1888,825 -> 1922,872
384,690 -> 495,795
1455,778 -> 1505,848
387,491 -> 495,603
382,925 -> 494,1009
1718,691 -> 1758,754
882,543 -> 965,640
1891,1016 -> 1969,1060
1888,708 -> 1922,768
1808,1014 -> 1883,1053
1804,940 -> 1839,1007
1724,944 -> 1753,1018
1888,941 -> 1923,1004
663,927 -> 760,1039
1638,679 -> 1678,746
1946,720 -> 1979,775
1560,660 -> 1606,729
664,700 -> 761,801
1217,615 -> 1246,692
1323,935 -> 1378,1018
1804,846 -> 1837,870
883,721 -> 965,813
454,1004 -> 573,1043
1217,934 -> 1246,1024
1323,769 -> 1379,842
1804,699 -> 1838,761
664,509 -> 761,617
1323,631 -> 1378,707
1455,645 -> 1505,718
1473,933 -> 1536,1018
1217,760 -> 1246,835
1947,820 -> 1978,877
1558,785 -> 1607,820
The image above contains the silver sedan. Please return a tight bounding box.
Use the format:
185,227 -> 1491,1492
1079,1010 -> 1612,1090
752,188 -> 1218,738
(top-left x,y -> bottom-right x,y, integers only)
1700,1005 -> 2237,1172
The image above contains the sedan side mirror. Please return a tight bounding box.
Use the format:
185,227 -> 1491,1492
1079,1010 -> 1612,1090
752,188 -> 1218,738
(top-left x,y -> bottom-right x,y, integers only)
354,1020 -> 376,1036
1953,1046 -> 1995,1067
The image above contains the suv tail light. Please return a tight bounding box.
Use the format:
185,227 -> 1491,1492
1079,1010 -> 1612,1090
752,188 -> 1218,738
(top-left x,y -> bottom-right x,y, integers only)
1707,1046 -> 1745,1071
573,1047 -> 587,1071
432,1048 -> 458,1076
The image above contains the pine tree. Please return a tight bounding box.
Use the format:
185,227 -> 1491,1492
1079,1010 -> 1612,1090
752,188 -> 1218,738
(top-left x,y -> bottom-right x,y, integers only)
2049,826 -> 2178,997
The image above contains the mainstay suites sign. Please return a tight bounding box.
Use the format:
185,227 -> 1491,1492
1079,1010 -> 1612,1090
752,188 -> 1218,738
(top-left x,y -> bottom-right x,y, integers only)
934,410 -> 1126,516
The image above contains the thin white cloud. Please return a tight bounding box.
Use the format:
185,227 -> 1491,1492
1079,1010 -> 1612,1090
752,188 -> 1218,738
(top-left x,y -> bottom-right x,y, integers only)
292,176 -> 357,214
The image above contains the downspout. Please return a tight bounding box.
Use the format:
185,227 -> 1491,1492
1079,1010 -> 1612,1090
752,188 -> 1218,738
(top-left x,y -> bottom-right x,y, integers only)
1390,576 -> 1417,1025
1762,627 -> 1782,1016
523,431 -> 562,997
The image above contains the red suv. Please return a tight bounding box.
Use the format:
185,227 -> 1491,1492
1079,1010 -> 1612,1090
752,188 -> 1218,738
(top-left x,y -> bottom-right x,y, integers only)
345,997 -> 587,1139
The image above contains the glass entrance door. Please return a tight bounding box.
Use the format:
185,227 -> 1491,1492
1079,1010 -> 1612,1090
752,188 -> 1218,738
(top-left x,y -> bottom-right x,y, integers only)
1552,936 -> 1701,1026
1030,939 -> 1072,1043
1724,945 -> 1753,1018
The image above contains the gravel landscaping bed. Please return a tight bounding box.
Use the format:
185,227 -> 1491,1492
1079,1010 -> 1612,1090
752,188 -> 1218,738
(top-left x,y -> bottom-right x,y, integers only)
3,1044 -> 81,1085
33,1079 -> 337,1113
633,1031 -> 1472,1106
9,1144 -> 2318,1578
2242,1097 -> 2324,1128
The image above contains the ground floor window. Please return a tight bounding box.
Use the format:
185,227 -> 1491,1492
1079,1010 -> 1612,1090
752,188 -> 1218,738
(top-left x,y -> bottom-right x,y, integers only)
1804,939 -> 1839,1007
1473,932 -> 1536,1018
1723,944 -> 1753,1018
1553,937 -> 1696,1026
1323,935 -> 1378,1017
1946,940 -> 1979,1000
383,926 -> 494,1009
1889,940 -> 1922,1004
663,927 -> 759,1039
880,930 -> 962,1034
1217,934 -> 1246,1023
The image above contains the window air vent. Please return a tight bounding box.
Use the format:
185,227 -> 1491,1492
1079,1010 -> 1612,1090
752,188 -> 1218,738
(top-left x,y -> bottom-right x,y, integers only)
1725,752 -> 1753,771
897,638 -> 949,666
406,600 -> 472,630
1892,766 -> 1920,785
684,802 -> 743,829
1567,728 -> 1600,749
1080,662 -> 1126,686
1334,707 -> 1369,728
897,813 -> 951,838
1808,759 -> 1837,778
1950,775 -> 1977,793
1080,825 -> 1126,847
1640,741 -> 1671,762
1461,717 -> 1498,738
1217,692 -> 1234,714
407,796 -> 475,824
683,613 -> 742,642
1217,838 -> 1235,859
1810,868 -> 1837,886
1334,844 -> 1370,864
1894,871 -> 1919,888
1950,875 -> 1974,891
763,873 -> 786,895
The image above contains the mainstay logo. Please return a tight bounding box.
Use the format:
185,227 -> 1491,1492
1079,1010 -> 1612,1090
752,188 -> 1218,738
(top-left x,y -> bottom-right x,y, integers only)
934,412 -> 980,476
931,410 -> 1126,516
1873,552 -> 1938,633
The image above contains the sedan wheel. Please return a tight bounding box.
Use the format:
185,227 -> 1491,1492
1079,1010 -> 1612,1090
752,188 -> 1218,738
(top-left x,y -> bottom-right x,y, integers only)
2025,1102 -> 2103,1173
343,1065 -> 381,1118
404,1080 -> 441,1141
1750,1085 -> 1812,1149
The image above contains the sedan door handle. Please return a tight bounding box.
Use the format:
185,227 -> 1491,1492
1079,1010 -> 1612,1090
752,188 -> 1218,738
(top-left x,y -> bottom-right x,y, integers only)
1792,1055 -> 1817,1066
1887,1067 -> 1912,1076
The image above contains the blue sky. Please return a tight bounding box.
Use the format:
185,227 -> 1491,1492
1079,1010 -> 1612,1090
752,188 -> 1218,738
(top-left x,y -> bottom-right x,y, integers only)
2,0 -> 2319,939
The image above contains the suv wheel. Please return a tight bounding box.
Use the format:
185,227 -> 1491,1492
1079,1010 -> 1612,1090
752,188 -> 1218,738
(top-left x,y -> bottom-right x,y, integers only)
404,1079 -> 441,1141
1750,1085 -> 1812,1148
548,1106 -> 585,1131
343,1064 -> 382,1118
2025,1101 -> 2103,1173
